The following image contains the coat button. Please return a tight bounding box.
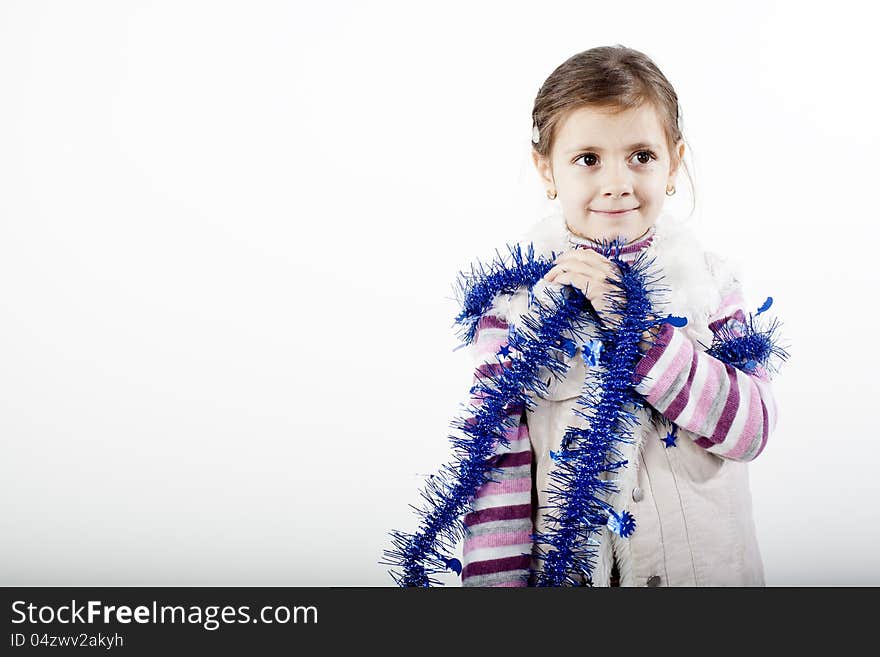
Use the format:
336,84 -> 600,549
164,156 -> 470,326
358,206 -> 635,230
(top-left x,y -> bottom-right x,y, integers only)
646,575 -> 662,587
632,486 -> 644,502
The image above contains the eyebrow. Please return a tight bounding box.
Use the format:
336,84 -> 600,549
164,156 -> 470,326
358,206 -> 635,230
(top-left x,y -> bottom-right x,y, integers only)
567,142 -> 659,153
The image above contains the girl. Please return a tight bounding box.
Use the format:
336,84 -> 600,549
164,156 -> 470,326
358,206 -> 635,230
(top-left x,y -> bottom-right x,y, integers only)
457,45 -> 784,587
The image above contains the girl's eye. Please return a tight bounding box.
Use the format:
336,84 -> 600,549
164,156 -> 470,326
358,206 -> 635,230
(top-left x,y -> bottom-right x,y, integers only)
633,150 -> 657,165
577,153 -> 599,167
574,150 -> 658,167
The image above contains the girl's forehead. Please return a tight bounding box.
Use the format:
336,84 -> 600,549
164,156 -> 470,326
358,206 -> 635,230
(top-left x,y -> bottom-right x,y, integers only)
555,104 -> 665,149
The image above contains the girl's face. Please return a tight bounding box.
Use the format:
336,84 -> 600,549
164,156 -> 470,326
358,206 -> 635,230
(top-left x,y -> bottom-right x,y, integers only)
533,103 -> 685,244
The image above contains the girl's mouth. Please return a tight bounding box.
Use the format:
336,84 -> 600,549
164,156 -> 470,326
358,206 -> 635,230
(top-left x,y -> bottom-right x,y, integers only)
591,207 -> 639,215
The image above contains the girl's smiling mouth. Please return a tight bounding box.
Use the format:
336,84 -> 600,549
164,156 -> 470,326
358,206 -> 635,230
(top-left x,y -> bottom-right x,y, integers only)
591,207 -> 639,215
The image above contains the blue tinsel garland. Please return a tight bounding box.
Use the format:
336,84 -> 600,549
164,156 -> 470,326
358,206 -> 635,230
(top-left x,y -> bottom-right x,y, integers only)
380,244 -> 587,587
529,245 -> 668,586
380,238 -> 788,587
703,296 -> 789,376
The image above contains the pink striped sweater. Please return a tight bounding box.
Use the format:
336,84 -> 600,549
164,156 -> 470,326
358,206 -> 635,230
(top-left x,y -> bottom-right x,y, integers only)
459,228 -> 777,586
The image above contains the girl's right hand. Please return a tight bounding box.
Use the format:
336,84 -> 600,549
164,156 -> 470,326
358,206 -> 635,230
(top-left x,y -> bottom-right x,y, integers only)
542,248 -> 623,324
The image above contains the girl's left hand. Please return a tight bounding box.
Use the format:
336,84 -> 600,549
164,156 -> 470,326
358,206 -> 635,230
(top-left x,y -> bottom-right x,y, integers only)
543,248 -> 623,323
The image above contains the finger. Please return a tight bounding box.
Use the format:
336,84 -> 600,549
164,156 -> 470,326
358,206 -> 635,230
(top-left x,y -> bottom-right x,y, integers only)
556,272 -> 590,297
554,257 -> 586,277
544,265 -> 562,281
547,263 -> 568,277
572,273 -> 591,296
581,249 -> 617,276
547,262 -> 591,280
554,271 -> 570,286
557,248 -> 611,264
557,249 -> 618,279
550,260 -> 603,282
604,266 -> 622,283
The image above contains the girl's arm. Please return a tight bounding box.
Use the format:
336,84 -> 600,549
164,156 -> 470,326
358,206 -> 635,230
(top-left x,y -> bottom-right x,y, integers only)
631,284 -> 778,462
460,314 -> 534,587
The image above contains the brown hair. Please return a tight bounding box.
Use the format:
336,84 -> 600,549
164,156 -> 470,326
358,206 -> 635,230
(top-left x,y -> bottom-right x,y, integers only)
531,45 -> 695,215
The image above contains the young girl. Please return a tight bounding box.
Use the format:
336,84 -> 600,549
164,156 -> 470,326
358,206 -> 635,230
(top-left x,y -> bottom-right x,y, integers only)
456,45 -> 783,587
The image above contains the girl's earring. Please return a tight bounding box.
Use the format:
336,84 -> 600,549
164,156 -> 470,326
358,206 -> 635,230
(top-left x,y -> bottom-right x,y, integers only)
546,188 -> 557,200
666,185 -> 676,196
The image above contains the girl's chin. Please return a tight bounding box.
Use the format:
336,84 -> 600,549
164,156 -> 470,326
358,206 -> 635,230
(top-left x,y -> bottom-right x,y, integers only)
587,210 -> 639,230
570,219 -> 644,243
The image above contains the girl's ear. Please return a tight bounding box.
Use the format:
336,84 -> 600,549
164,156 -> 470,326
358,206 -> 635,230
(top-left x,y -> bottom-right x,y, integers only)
532,150 -> 555,187
667,139 -> 685,180
673,140 -> 685,170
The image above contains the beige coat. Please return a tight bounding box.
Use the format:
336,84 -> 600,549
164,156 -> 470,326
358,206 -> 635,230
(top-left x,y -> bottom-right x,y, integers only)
488,210 -> 769,587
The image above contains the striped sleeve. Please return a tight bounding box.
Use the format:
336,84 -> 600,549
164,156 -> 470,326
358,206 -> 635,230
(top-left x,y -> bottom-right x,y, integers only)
630,285 -> 779,462
460,314 -> 534,587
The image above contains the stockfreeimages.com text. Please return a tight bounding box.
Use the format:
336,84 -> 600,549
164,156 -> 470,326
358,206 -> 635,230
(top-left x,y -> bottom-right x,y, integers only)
10,599 -> 317,631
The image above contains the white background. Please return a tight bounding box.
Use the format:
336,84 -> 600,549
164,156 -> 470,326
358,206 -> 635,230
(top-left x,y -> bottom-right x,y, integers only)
1,0 -> 878,586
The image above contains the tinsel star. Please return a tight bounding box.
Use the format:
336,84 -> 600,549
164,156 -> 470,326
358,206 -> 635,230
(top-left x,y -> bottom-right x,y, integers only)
662,425 -> 678,448
606,509 -> 636,538
442,556 -> 462,575
497,343 -> 511,358
556,337 -> 577,358
582,339 -> 604,367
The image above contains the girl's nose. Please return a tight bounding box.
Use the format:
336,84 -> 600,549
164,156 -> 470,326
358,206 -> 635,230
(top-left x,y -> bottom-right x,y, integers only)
601,181 -> 634,197
600,163 -> 634,196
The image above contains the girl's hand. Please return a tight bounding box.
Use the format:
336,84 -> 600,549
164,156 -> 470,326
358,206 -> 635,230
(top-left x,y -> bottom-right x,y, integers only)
543,248 -> 623,324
